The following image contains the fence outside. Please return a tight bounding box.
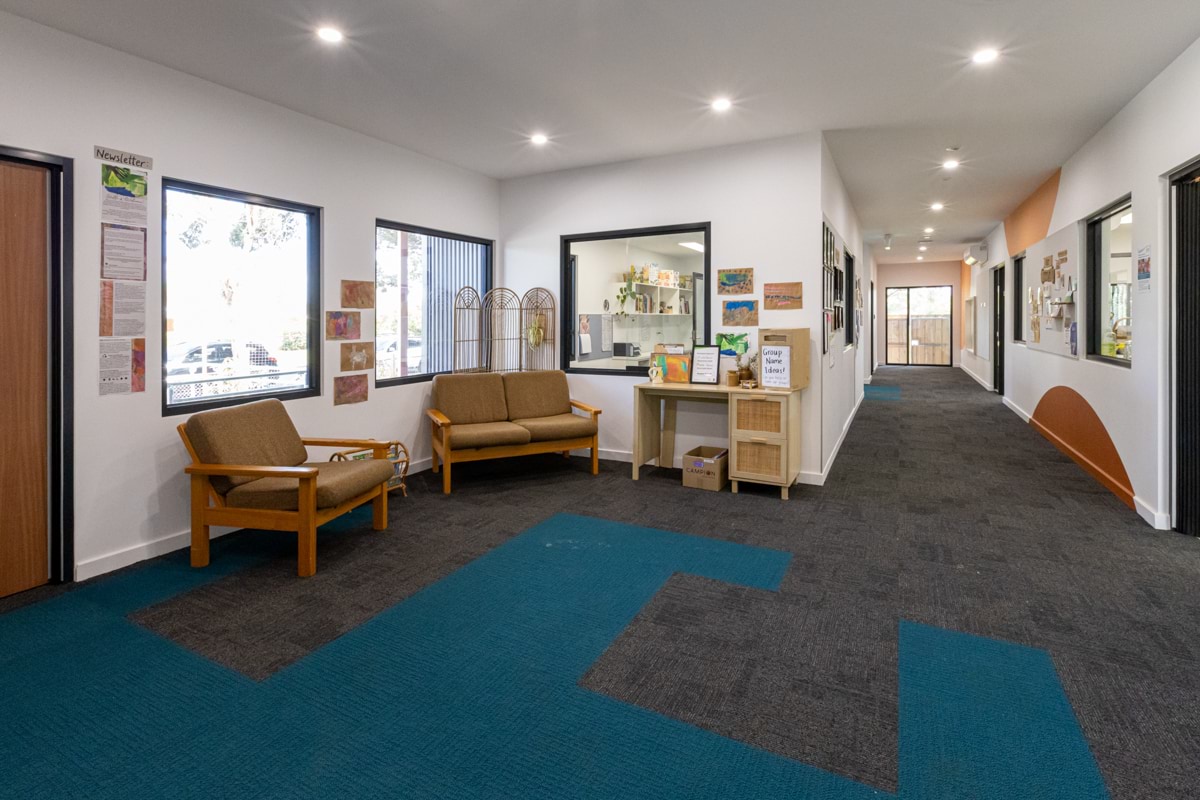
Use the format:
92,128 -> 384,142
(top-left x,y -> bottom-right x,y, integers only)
887,315 -> 951,365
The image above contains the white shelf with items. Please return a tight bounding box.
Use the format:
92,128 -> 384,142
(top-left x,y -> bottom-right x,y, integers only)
614,274 -> 696,317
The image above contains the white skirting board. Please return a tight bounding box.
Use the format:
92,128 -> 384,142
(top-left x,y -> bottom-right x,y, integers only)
959,363 -> 993,391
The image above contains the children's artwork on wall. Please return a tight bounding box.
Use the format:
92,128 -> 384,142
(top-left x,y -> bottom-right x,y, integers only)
763,282 -> 803,310
716,332 -> 749,356
340,342 -> 375,371
1026,223 -> 1079,359
722,300 -> 759,326
333,374 -> 369,405
653,352 -> 692,383
341,281 -> 375,309
326,311 -> 361,340
717,268 -> 754,295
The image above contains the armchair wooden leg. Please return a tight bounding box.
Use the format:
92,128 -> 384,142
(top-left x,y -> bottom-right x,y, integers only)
189,475 -> 210,568
373,484 -> 388,530
297,477 -> 317,577
591,434 -> 599,475
442,456 -> 452,495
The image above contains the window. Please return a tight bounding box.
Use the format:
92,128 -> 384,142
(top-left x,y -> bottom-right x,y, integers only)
375,221 -> 492,384
1086,199 -> 1133,364
561,223 -> 710,374
885,285 -> 953,366
162,180 -> 320,414
1012,255 -> 1025,342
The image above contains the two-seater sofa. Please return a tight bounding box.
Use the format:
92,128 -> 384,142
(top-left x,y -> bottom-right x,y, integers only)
426,370 -> 601,494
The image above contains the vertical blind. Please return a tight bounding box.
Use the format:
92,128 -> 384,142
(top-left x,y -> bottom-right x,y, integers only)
425,235 -> 491,374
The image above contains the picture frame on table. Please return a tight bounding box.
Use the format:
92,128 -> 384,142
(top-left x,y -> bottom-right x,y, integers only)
689,345 -> 721,384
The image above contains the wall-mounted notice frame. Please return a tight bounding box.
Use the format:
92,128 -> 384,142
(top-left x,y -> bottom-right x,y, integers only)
97,158 -> 150,395
1025,222 -> 1081,359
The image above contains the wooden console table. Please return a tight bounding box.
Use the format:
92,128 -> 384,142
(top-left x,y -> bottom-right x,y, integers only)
632,382 -> 803,499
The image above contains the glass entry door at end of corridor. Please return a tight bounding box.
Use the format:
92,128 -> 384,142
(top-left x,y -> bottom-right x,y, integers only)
886,285 -> 953,366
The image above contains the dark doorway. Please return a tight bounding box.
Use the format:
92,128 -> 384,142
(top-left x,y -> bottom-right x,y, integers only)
870,280 -> 875,374
993,266 -> 1005,394
1174,165 -> 1200,536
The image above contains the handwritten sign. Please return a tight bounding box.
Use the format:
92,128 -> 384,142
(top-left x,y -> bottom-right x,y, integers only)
760,345 -> 791,389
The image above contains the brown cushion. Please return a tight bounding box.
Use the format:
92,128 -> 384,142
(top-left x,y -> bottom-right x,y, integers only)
513,413 -> 597,442
184,399 -> 308,495
502,371 -> 571,420
431,373 -> 508,424
224,459 -> 394,511
449,421 -> 532,450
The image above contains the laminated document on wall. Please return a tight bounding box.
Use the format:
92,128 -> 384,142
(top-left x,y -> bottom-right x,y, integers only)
601,314 -> 613,352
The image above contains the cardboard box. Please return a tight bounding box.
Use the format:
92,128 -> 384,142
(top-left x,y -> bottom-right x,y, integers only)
758,328 -> 811,390
682,446 -> 728,491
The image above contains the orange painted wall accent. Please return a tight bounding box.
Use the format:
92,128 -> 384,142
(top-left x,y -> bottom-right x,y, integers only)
1030,386 -> 1134,509
1004,169 -> 1061,257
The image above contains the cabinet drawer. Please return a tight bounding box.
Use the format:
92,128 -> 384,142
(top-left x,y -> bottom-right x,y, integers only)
730,437 -> 787,483
730,394 -> 787,439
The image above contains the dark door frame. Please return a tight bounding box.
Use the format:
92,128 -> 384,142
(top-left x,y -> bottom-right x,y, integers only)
870,280 -> 875,374
884,285 -> 954,367
0,144 -> 74,584
993,265 -> 1005,394
1171,161 -> 1200,535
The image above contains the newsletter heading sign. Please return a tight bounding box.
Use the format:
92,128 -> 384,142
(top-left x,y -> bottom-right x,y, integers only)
94,146 -> 153,171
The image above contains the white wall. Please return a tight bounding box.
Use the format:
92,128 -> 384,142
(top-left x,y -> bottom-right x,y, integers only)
0,13 -> 500,578
819,136 -> 867,470
874,261 -> 963,368
960,258 -> 994,389
500,134 -> 840,481
990,34 -> 1200,528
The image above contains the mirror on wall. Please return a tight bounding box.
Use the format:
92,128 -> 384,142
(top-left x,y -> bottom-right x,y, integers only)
561,224 -> 710,373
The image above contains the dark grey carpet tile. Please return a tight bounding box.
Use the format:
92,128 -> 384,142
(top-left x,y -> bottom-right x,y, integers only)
21,364 -> 1191,799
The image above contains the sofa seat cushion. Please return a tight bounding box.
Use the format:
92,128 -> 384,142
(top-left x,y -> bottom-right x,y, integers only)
449,421 -> 532,450
184,398 -> 309,495
502,370 -> 572,420
513,413 -> 597,442
431,373 -> 509,424
225,459 -> 394,511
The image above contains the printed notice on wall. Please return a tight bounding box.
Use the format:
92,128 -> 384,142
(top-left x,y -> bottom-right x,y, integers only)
601,314 -> 613,352
99,338 -> 132,395
1137,244 -> 1151,293
761,345 -> 791,389
99,279 -> 146,337
100,164 -> 148,228
101,223 -> 147,280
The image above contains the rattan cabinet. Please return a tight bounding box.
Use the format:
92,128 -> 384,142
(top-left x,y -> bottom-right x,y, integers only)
729,388 -> 802,499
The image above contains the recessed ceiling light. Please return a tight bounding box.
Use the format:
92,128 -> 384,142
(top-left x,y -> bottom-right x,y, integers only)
919,245 -> 928,252
530,133 -> 549,146
924,227 -> 934,234
930,202 -> 945,211
885,246 -> 891,250
972,48 -> 999,65
711,97 -> 732,112
316,27 -> 343,43
917,256 -> 925,261
679,241 -> 705,253
942,159 -> 960,170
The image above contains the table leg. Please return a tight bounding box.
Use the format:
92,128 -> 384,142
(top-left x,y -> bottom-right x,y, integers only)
661,398 -> 677,469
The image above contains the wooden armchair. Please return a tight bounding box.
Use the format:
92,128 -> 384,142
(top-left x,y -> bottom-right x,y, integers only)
178,398 -> 397,577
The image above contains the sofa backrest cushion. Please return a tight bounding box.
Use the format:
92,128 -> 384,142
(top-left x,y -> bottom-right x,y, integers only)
502,370 -> 571,420
431,373 -> 509,424
184,398 -> 308,495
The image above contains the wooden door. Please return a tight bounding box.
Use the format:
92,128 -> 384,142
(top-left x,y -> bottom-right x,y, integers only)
0,159 -> 49,596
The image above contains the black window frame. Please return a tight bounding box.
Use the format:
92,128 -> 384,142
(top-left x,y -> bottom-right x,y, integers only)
374,219 -> 494,388
161,178 -> 322,417
560,222 -> 712,377
1012,254 -> 1025,342
844,250 -> 856,347
883,284 -> 954,367
1085,195 -> 1134,368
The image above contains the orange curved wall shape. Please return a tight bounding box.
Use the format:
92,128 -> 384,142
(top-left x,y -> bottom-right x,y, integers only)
1004,169 -> 1061,257
1031,386 -> 1134,509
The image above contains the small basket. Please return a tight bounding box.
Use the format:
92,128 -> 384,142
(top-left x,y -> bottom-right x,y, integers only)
330,440 -> 410,496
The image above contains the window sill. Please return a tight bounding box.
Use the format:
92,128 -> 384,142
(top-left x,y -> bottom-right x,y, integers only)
162,386 -> 319,417
565,365 -> 651,377
1086,354 -> 1132,369
376,373 -> 437,388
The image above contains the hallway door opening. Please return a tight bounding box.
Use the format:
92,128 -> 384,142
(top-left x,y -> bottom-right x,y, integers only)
885,285 -> 952,366
0,146 -> 73,597
1174,165 -> 1200,536
993,266 -> 1005,394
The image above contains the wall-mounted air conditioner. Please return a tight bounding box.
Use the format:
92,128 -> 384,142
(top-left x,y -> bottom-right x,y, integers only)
963,243 -> 988,266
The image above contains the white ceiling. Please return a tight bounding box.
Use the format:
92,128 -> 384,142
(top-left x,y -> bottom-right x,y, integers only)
6,0 -> 1200,264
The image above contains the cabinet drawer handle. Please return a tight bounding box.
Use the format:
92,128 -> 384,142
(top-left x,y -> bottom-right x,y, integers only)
750,437 -> 768,443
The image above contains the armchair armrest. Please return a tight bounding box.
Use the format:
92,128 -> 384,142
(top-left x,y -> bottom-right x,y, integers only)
185,464 -> 318,479
570,399 -> 602,417
301,437 -> 396,457
426,409 -> 452,428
